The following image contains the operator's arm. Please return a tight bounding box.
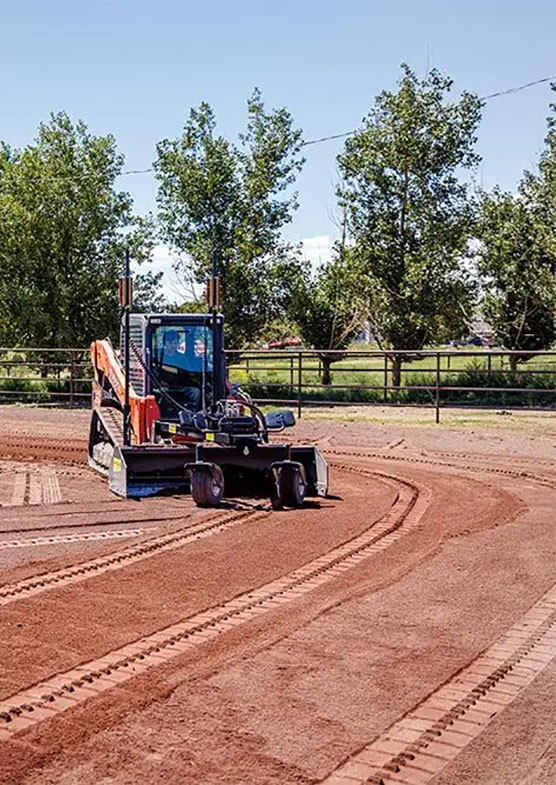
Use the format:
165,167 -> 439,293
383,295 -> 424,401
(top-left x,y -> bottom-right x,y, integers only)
160,358 -> 200,388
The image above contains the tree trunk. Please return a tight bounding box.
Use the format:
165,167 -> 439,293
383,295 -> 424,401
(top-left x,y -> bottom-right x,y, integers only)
391,355 -> 402,387
509,354 -> 518,372
321,356 -> 333,386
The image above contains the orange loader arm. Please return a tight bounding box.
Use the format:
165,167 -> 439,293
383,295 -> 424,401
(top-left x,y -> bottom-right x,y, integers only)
90,339 -> 161,445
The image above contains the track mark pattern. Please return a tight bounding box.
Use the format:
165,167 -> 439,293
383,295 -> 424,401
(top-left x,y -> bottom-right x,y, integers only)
6,466 -> 62,507
40,466 -> 62,504
0,435 -> 86,465
0,508 -> 262,605
322,584 -> 556,785
0,528 -> 152,549
10,472 -> 26,506
0,470 -> 429,740
326,448 -> 556,489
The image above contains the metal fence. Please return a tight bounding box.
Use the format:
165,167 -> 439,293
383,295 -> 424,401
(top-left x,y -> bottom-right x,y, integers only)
0,346 -> 555,422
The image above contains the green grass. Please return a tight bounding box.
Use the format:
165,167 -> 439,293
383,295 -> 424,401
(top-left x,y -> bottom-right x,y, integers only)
295,404 -> 556,432
227,346 -> 556,408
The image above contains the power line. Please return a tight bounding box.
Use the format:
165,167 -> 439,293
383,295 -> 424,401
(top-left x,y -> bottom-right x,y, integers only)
298,74 -> 556,150
301,132 -> 352,148
115,73 -> 556,170
481,74 -> 556,100
2,74 -> 554,180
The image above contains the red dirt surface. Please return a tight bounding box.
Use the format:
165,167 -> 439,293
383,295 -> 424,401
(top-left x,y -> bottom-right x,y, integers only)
0,405 -> 555,785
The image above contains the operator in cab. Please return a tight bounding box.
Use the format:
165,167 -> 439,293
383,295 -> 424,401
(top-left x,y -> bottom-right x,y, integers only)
157,328 -> 210,411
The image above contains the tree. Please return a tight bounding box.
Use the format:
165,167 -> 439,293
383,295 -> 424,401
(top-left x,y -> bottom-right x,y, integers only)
0,113 -> 162,348
154,89 -> 305,348
477,94 -> 556,366
289,249 -> 360,384
337,65 -> 481,384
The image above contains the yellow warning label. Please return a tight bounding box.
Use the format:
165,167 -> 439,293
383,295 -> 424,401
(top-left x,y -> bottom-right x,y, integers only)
169,424 -> 177,434
112,457 -> 122,472
205,432 -> 215,441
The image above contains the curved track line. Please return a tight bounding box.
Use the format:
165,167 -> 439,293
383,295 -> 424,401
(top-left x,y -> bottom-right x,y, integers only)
0,436 -> 87,466
0,508 -> 263,606
0,470 -> 430,740
326,448 -> 556,489
0,528 -> 153,549
321,583 -> 556,785
0,512 -> 193,536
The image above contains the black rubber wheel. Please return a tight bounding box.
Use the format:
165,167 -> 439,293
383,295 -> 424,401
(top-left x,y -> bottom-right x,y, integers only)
190,465 -> 224,507
272,463 -> 306,509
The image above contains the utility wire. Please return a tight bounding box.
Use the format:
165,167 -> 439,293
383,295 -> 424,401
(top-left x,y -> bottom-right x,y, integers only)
117,73 -> 556,168
2,74 -> 555,180
481,74 -> 556,100
299,74 -> 556,150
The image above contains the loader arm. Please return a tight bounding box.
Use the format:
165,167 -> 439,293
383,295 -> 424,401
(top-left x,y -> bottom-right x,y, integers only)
90,339 -> 160,444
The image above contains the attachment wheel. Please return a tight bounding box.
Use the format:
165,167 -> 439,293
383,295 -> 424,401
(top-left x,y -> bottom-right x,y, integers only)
271,462 -> 306,510
190,464 -> 224,507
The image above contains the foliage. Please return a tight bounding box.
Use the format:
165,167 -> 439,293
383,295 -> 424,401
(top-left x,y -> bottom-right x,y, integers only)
0,113 -> 163,348
476,188 -> 556,363
336,65 -> 482,382
171,299 -> 209,314
288,248 -> 361,383
476,92 -> 556,364
154,90 -> 305,348
479,85 -> 556,365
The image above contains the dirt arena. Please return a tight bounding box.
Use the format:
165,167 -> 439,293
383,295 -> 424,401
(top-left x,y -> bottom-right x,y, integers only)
0,405 -> 555,785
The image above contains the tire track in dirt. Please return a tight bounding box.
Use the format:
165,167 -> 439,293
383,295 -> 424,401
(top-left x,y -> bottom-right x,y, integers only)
0,511 -> 192,536
0,469 -> 430,743
2,465 -> 62,508
0,436 -> 87,465
325,448 -> 556,489
321,583 -> 556,785
2,436 -> 538,784
0,508 -> 263,605
0,528 -> 153,549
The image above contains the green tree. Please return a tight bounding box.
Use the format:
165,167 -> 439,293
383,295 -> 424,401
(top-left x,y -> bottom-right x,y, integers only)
337,66 -> 481,384
522,86 -> 556,220
0,113 -> 162,348
477,90 -> 556,367
289,247 -> 360,384
154,89 -> 305,348
477,190 -> 556,368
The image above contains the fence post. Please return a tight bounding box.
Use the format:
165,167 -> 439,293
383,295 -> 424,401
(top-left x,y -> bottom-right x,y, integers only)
435,352 -> 441,424
297,352 -> 302,419
383,354 -> 388,403
290,355 -> 294,395
69,354 -> 75,407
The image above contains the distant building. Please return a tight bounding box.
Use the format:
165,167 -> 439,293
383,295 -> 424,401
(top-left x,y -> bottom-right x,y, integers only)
468,315 -> 495,347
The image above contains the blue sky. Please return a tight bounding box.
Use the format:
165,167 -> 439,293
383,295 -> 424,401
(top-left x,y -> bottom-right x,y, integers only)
2,0 -> 555,290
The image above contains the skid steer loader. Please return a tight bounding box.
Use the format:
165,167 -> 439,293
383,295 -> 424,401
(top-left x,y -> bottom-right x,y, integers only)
89,311 -> 328,508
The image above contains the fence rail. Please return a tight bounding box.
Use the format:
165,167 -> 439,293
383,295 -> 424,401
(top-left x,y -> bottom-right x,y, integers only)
0,346 -> 555,422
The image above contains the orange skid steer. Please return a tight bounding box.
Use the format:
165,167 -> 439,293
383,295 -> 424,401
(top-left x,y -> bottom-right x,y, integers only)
89,313 -> 328,508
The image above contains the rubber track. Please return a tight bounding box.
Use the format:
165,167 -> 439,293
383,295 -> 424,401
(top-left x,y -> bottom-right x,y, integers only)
0,469 -> 429,739
0,508 -> 263,605
321,584 -> 556,784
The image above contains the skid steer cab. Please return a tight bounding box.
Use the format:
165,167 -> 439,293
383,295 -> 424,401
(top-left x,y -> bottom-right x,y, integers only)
89,313 -> 328,508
